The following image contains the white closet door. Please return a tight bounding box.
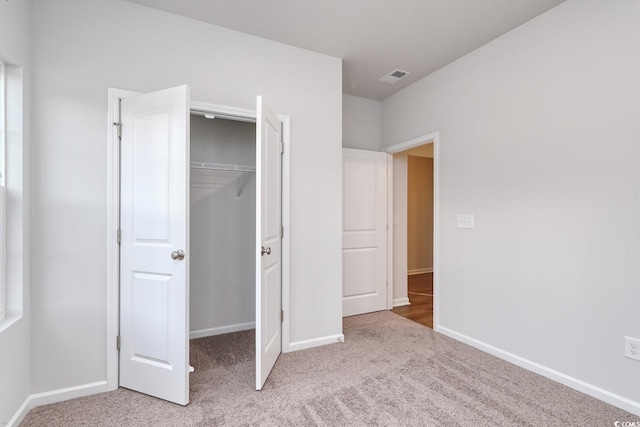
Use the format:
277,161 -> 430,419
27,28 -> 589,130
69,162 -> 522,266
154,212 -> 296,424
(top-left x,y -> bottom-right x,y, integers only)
342,148 -> 389,317
255,96 -> 282,390
119,85 -> 190,405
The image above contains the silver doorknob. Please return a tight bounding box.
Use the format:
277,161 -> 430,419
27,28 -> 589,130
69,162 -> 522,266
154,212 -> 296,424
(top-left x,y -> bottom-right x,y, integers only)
171,249 -> 185,260
261,246 -> 271,256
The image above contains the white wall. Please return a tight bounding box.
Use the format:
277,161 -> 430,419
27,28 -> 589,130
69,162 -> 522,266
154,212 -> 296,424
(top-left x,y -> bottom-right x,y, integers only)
383,0 -> 640,412
407,156 -> 433,272
392,154 -> 408,306
0,0 -> 31,424
30,0 -> 342,394
190,116 -> 256,334
343,94 -> 382,151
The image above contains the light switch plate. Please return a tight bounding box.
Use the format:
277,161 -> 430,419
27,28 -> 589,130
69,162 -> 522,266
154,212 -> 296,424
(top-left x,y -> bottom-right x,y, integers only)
457,214 -> 474,229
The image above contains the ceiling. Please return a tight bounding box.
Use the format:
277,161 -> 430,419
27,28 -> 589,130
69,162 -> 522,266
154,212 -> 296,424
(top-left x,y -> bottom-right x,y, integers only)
124,0 -> 565,101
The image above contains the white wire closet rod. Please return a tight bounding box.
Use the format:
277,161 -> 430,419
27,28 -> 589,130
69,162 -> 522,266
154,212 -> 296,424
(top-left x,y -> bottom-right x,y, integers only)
190,162 -> 256,173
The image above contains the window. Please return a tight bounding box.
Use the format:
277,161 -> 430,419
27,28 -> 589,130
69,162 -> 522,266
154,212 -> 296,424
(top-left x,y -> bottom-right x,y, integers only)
0,57 -> 25,328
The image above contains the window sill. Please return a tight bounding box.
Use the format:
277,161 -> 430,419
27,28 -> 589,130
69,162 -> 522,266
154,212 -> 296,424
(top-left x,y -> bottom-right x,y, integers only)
0,314 -> 23,334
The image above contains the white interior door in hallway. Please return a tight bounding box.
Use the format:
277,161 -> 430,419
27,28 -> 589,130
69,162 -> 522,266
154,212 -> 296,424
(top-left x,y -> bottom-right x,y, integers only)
342,148 -> 389,317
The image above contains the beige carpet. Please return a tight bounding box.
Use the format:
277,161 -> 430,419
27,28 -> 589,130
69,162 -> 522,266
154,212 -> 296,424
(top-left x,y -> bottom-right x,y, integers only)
21,311 -> 634,426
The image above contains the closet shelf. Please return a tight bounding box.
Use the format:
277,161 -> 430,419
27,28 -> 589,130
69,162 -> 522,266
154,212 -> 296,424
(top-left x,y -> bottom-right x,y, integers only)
190,162 -> 255,197
191,162 -> 256,173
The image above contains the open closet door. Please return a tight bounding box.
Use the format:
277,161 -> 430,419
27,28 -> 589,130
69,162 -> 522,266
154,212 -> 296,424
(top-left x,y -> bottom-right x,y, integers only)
255,96 -> 282,390
119,85 -> 190,405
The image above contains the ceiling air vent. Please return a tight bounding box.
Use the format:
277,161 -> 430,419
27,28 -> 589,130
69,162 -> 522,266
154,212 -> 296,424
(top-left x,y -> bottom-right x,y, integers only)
379,68 -> 411,84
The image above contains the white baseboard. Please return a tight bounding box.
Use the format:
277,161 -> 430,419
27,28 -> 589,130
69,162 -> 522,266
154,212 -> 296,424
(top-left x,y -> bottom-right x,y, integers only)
8,381 -> 107,427
393,298 -> 411,307
7,396 -> 31,427
436,326 -> 640,417
408,268 -> 433,275
285,334 -> 345,353
190,322 -> 255,339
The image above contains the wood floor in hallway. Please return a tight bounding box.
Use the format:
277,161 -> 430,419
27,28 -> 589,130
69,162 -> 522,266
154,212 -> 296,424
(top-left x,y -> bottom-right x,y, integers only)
391,273 -> 433,328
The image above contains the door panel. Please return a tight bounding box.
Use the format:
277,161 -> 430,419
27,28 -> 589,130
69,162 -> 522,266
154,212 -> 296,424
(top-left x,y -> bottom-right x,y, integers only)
120,85 -> 190,405
131,272 -> 172,361
342,148 -> 388,317
344,160 -> 378,231
343,248 -> 378,296
256,96 -> 282,390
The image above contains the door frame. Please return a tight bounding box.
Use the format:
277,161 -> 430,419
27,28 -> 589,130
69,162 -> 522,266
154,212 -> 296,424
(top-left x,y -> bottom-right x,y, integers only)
382,131 -> 440,330
105,88 -> 291,391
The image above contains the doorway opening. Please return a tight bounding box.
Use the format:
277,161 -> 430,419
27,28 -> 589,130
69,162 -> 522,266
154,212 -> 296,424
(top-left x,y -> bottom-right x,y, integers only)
384,133 -> 439,330
189,113 -> 256,339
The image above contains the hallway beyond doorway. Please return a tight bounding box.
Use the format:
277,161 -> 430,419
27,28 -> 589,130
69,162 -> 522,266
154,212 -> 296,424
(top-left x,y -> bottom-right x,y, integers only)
391,273 -> 433,328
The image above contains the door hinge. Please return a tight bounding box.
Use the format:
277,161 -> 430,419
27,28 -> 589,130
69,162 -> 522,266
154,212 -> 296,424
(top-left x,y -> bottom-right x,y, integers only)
113,122 -> 122,139
279,142 -> 284,154
117,229 -> 121,244
116,335 -> 121,350
281,225 -> 284,238
281,310 -> 284,323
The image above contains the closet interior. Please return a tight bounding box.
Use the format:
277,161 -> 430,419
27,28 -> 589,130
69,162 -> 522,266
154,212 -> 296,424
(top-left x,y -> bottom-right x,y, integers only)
189,113 -> 257,340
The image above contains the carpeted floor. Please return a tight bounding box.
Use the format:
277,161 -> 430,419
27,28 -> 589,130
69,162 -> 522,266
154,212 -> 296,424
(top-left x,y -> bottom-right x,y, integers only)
20,311 -> 635,426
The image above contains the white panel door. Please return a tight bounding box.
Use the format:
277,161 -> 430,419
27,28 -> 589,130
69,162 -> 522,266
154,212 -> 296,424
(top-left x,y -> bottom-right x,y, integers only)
120,85 -> 190,405
342,148 -> 388,317
256,96 -> 282,390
